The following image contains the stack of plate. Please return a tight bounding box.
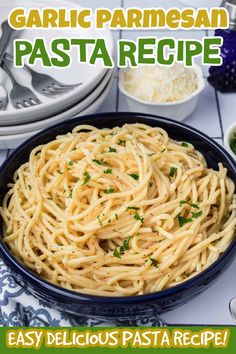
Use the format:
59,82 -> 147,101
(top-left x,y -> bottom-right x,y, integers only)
0,0 -> 115,149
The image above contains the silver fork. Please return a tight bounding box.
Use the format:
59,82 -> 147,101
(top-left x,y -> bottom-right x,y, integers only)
4,53 -> 82,97
2,61 -> 42,109
0,20 -> 15,111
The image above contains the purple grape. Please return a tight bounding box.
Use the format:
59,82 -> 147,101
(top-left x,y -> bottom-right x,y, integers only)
208,29 -> 236,93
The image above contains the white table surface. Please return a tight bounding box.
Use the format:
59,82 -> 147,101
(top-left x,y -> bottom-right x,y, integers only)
1,0 -> 236,326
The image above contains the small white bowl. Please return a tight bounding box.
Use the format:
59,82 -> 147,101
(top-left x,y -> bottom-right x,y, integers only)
224,122 -> 236,161
118,65 -> 205,122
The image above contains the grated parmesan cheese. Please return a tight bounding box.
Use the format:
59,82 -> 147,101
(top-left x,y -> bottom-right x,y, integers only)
122,63 -> 198,103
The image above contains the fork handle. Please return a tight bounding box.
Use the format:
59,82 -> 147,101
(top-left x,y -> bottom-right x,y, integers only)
2,61 -> 17,85
4,52 -> 35,74
0,21 -> 14,66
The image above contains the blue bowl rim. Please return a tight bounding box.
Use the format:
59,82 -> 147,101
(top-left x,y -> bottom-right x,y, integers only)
0,111 -> 236,304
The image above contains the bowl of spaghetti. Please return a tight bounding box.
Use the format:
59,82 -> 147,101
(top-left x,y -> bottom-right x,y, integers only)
0,112 -> 236,320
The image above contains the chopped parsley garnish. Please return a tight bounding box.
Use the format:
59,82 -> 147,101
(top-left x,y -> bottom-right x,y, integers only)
83,171 -> 91,185
178,209 -> 202,227
178,215 -> 193,227
68,191 -> 73,199
104,187 -> 114,194
128,173 -> 139,180
191,203 -> 199,209
113,237 -> 131,258
110,131 -> 117,136
181,142 -> 189,147
28,185 -> 32,191
113,248 -> 121,258
108,147 -> 117,153
148,153 -> 156,157
92,159 -> 107,166
104,168 -> 112,174
97,216 -> 103,226
120,237 -> 131,253
118,139 -> 126,146
191,211 -> 202,219
134,212 -> 144,223
230,133 -> 236,155
179,200 -> 188,206
179,200 -> 199,209
169,167 -> 177,177
161,148 -> 166,153
126,206 -> 140,211
149,258 -> 159,268
68,160 -> 74,166
47,197 -> 53,201
57,170 -> 63,174
115,214 -> 119,220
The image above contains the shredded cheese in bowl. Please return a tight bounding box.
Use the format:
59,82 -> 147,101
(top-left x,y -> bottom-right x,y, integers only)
122,63 -> 198,103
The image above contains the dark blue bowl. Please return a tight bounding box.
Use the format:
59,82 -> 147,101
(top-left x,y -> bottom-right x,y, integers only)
0,112 -> 236,320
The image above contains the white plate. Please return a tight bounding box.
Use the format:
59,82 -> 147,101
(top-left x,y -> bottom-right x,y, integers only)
0,0 -> 114,125
0,69 -> 113,135
0,73 -> 114,150
177,0 -> 222,8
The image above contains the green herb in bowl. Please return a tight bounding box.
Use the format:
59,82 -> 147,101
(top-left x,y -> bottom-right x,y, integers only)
230,132 -> 236,155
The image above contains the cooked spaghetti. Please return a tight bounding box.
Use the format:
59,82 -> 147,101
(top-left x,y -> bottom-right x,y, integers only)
1,124 -> 236,296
